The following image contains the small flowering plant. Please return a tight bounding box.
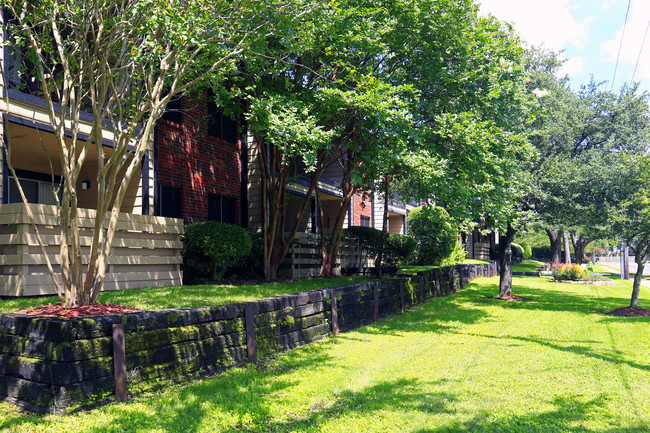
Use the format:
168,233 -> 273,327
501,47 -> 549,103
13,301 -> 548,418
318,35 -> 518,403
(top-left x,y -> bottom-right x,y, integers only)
551,262 -> 587,281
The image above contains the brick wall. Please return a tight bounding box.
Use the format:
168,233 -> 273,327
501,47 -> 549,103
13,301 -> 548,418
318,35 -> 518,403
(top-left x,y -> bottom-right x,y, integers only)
352,192 -> 372,226
156,93 -> 241,224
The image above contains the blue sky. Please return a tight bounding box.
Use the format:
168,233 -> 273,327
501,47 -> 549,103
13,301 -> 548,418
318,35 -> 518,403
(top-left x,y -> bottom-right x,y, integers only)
479,0 -> 650,94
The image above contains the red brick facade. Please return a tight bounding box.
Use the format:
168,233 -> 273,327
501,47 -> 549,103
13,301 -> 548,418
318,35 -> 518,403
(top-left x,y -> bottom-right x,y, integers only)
156,93 -> 241,224
352,192 -> 372,226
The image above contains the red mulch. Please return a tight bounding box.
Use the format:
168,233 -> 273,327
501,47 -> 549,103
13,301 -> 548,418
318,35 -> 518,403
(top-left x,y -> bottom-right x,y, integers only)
594,306 -> 650,317
494,295 -> 533,302
15,303 -> 141,318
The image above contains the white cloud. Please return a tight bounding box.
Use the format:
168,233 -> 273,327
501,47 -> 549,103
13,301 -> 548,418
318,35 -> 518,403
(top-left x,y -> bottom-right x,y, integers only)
478,0 -> 590,51
558,56 -> 585,77
600,1 -> 650,83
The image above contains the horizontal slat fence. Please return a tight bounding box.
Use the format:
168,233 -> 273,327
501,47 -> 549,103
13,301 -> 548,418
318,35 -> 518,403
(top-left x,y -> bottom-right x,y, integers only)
0,203 -> 183,296
0,262 -> 497,414
286,232 -> 371,278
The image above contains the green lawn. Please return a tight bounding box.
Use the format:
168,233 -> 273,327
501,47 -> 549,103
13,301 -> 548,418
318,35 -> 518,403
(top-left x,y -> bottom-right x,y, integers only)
2,274 -> 650,432
513,259 -> 545,272
0,276 -> 370,313
398,259 -> 489,275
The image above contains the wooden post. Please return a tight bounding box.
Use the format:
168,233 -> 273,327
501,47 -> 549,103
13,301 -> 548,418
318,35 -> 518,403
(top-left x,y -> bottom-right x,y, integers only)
434,269 -> 441,297
112,324 -> 127,402
419,276 -> 425,302
373,283 -> 379,322
245,306 -> 257,364
331,291 -> 339,336
399,280 -> 405,313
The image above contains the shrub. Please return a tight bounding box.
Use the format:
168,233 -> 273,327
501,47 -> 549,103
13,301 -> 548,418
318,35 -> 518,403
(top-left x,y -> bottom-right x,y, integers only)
440,238 -> 467,266
225,232 -> 264,280
551,263 -> 586,281
348,226 -> 382,257
406,206 -> 457,265
183,221 -> 252,283
383,233 -> 417,267
522,243 -> 533,259
531,246 -> 551,260
511,242 -> 525,262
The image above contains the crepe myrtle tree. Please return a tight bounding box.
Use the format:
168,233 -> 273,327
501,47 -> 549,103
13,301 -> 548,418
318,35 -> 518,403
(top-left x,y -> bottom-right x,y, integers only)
0,0 -> 311,307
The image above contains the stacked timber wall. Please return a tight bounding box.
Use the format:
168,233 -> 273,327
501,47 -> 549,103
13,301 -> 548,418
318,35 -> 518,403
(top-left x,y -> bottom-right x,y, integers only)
0,262 -> 497,414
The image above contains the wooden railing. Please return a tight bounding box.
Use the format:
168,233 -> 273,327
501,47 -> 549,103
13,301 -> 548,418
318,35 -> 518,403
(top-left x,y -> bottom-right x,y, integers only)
0,203 -> 183,296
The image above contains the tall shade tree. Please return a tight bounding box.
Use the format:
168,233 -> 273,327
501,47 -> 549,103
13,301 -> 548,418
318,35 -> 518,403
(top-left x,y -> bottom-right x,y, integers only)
0,0 -> 308,306
534,81 -> 650,266
613,185 -> 650,309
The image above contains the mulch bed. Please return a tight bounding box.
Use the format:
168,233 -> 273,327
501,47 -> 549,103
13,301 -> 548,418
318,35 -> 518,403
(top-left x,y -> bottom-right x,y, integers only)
15,303 -> 141,318
594,307 -> 650,317
492,295 -> 534,302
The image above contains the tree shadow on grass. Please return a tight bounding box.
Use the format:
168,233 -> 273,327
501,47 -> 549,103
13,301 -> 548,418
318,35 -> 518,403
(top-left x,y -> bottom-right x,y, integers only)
0,338 -> 342,433
464,332 -> 650,373
358,293 -> 492,337
412,394 -> 650,433
477,276 -> 648,316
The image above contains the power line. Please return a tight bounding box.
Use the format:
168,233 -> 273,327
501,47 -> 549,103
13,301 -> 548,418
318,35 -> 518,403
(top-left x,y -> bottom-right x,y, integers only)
612,0 -> 632,91
631,19 -> 650,84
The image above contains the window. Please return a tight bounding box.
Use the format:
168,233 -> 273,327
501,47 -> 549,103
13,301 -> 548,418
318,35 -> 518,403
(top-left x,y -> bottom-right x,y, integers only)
207,92 -> 238,143
8,170 -> 61,205
208,194 -> 236,224
360,215 -> 371,227
161,97 -> 183,124
156,184 -> 181,218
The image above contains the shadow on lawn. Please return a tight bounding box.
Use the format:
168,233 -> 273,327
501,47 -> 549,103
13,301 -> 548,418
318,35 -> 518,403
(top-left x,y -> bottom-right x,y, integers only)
482,276 -> 647,316
464,332 -> 650,373
411,394 -> 650,433
358,289 -> 493,337
0,339 -> 341,433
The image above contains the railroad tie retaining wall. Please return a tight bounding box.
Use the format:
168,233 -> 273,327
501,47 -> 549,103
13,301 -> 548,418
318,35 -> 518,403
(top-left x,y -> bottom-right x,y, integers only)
0,262 -> 497,414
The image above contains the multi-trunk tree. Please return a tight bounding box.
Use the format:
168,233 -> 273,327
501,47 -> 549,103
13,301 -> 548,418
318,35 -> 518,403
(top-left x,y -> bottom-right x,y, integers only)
0,0 -> 306,306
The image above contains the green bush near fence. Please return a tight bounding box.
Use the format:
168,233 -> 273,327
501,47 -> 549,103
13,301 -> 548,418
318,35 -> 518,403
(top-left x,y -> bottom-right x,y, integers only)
183,221 -> 252,283
407,205 -> 457,265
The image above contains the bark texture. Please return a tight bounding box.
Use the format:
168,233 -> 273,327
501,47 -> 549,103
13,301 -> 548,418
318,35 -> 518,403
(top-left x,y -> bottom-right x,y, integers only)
546,229 -> 562,263
563,231 -> 572,264
569,231 -> 590,265
498,224 -> 517,297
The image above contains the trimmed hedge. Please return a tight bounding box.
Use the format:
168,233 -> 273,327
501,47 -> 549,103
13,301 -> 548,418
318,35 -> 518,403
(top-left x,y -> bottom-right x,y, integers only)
183,221 -> 252,283
406,206 -> 457,265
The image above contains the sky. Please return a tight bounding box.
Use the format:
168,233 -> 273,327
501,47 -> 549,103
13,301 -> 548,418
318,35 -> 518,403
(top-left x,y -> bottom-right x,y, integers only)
479,0 -> 650,94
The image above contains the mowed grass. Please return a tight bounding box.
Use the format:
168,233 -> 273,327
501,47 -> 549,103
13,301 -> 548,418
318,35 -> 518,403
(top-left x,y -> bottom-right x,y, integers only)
0,276 -> 371,313
512,259 -> 545,272
2,275 -> 650,432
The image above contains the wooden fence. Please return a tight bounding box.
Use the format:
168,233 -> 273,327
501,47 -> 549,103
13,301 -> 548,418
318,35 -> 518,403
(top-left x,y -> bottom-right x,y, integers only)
286,232 -> 371,278
0,203 -> 183,296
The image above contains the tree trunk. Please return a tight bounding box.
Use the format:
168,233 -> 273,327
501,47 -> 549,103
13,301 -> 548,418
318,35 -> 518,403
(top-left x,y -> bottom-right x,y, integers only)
319,180 -> 355,278
375,175 -> 390,279
498,223 -> 517,297
630,243 -> 649,308
546,229 -> 562,263
563,231 -> 572,264
569,231 -> 590,265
